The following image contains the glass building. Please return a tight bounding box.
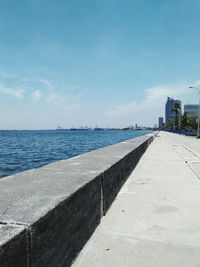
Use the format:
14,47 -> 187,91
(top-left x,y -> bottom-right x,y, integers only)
165,97 -> 181,125
165,97 -> 175,124
184,104 -> 199,118
158,117 -> 164,128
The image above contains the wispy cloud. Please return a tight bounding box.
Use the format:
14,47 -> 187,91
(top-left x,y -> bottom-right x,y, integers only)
0,84 -> 25,99
107,81 -> 195,126
2,70 -> 198,128
40,79 -> 54,90
0,71 -> 84,110
32,90 -> 42,100
142,82 -> 189,108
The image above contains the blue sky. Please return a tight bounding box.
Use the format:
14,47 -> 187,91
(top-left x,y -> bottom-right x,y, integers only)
0,0 -> 200,129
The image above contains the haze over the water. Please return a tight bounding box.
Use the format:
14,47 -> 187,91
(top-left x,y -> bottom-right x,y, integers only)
0,0 -> 200,129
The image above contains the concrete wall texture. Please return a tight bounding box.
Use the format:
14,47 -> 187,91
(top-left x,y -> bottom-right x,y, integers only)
0,133 -> 154,267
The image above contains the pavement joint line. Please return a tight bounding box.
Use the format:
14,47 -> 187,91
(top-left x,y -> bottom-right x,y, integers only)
171,136 -> 200,160
181,144 -> 200,160
186,162 -> 200,180
172,142 -> 200,180
173,144 -> 198,161
0,221 -> 29,227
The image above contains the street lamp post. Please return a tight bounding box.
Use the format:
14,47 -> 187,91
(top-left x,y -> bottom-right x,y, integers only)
189,86 -> 200,138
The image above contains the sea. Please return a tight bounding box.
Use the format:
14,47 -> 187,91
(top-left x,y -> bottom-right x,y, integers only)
0,129 -> 151,179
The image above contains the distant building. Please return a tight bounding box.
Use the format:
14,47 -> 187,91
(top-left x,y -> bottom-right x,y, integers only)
184,104 -> 199,118
165,97 -> 181,124
158,117 -> 164,128
165,97 -> 175,124
174,99 -> 182,117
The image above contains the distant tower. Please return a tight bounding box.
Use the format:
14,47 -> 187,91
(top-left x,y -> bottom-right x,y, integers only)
165,97 -> 181,125
165,97 -> 174,124
158,117 -> 164,129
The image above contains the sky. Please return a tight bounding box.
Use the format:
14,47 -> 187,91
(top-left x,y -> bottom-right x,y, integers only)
0,0 -> 200,129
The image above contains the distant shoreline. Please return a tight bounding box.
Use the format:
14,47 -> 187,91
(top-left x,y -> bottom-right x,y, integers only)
0,128 -> 154,131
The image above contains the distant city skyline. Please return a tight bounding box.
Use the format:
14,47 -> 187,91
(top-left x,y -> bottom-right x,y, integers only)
1,1 -> 200,129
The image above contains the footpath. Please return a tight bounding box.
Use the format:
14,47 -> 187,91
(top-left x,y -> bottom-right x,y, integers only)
72,131 -> 200,267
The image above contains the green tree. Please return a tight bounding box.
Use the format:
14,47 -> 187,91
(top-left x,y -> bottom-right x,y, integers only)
172,102 -> 181,130
181,112 -> 188,129
181,112 -> 197,130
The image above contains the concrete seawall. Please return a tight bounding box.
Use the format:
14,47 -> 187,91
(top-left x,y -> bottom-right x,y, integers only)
0,133 -> 155,267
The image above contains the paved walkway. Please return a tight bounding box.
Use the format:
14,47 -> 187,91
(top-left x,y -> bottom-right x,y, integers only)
72,132 -> 200,267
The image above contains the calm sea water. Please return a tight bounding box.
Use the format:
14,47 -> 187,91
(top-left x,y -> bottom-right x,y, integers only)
0,130 -> 151,178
